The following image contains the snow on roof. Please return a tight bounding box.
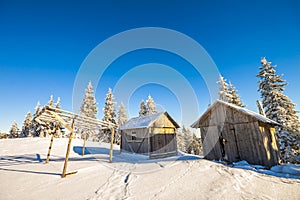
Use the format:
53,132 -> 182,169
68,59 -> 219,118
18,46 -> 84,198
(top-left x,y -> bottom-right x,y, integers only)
119,112 -> 179,130
192,100 -> 280,128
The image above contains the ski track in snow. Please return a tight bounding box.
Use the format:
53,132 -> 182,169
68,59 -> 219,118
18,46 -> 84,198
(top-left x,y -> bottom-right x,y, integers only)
90,163 -> 138,200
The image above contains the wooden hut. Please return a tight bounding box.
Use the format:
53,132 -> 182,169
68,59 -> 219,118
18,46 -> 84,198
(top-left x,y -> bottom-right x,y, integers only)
119,112 -> 180,159
191,100 -> 280,168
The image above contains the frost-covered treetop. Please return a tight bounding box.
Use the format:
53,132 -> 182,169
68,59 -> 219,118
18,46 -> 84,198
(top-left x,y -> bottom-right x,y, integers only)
146,95 -> 157,115
48,95 -> 54,106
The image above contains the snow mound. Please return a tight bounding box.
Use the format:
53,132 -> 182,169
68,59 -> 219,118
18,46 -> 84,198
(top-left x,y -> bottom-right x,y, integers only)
232,160 -> 300,179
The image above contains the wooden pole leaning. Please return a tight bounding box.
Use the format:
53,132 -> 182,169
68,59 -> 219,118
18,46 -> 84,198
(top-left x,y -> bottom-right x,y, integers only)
109,128 -> 115,163
82,132 -> 86,156
46,133 -> 54,164
61,119 -> 75,178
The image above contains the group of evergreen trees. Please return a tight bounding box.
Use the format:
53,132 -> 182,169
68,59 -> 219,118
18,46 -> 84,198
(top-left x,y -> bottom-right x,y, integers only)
217,75 -> 245,107
78,82 -> 127,143
177,126 -> 201,155
8,96 -> 62,138
139,95 -> 158,116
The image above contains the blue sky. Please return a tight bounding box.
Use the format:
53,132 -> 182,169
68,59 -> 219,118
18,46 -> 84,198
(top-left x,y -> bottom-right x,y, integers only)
0,0 -> 300,132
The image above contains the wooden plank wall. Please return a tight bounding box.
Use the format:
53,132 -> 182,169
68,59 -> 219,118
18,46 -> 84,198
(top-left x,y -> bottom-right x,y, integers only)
198,104 -> 279,167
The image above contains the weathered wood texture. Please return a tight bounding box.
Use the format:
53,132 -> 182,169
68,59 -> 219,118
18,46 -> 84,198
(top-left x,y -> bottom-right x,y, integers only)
198,104 -> 279,168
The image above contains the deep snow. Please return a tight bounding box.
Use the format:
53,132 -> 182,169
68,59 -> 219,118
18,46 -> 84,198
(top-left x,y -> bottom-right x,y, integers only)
0,138 -> 299,200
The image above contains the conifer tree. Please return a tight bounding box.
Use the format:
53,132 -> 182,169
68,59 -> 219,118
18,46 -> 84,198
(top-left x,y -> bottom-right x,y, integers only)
117,102 -> 128,126
217,75 -> 231,102
176,128 -> 185,151
182,126 -> 193,154
192,134 -> 202,155
21,112 -> 33,137
48,95 -> 54,106
56,97 -> 61,109
146,95 -> 157,115
54,97 -> 64,137
103,88 -> 117,124
9,122 -> 19,138
139,100 -> 147,117
257,57 -> 300,163
228,82 -> 245,107
79,82 -> 98,140
102,88 -> 117,142
32,101 -> 44,137
116,102 -> 127,144
80,81 -> 98,119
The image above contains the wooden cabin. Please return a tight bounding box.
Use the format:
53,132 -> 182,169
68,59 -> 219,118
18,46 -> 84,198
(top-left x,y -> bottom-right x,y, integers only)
191,100 -> 280,168
119,112 -> 180,159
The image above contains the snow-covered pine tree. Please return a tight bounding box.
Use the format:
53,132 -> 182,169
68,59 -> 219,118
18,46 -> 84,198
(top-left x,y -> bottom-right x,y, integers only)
139,100 -> 147,117
217,75 -> 231,102
228,82 -> 245,107
21,112 -> 33,137
32,101 -> 45,137
80,81 -> 98,119
80,82 -> 98,140
48,95 -> 54,106
257,57 -> 300,163
182,126 -> 193,154
146,95 -> 157,115
116,102 -> 128,145
103,88 -> 117,124
56,97 -> 61,109
54,97 -> 64,138
192,134 -> 202,155
176,128 -> 185,151
102,88 -> 117,143
9,122 -> 19,138
117,102 -> 128,126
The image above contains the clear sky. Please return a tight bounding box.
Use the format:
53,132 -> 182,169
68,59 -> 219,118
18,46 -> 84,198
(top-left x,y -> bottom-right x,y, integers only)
0,0 -> 300,132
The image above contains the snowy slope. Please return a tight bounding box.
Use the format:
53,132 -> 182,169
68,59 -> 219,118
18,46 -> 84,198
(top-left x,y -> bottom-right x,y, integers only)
0,138 -> 299,200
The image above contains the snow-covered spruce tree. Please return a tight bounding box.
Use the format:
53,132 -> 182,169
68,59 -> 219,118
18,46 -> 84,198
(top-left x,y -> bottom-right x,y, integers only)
21,112 -> 33,137
102,88 -> 117,143
217,75 -> 231,102
182,126 -> 193,154
56,97 -> 61,109
53,97 -> 64,138
192,134 -> 202,155
139,100 -> 147,117
9,122 -> 19,138
80,81 -> 98,119
257,57 -> 300,163
228,82 -> 245,107
146,95 -> 157,115
116,102 -> 128,145
117,102 -> 128,126
80,82 -> 98,140
32,101 -> 45,137
176,128 -> 185,151
48,95 -> 54,106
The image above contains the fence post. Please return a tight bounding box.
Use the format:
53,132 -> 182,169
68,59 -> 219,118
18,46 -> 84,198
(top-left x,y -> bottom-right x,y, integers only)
61,119 -> 75,178
109,128 -> 115,163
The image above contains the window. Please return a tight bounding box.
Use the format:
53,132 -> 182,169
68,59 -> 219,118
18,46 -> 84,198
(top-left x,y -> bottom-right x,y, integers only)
132,132 -> 137,141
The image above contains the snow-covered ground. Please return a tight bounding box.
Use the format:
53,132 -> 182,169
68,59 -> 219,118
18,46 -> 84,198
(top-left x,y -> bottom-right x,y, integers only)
0,138 -> 299,200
